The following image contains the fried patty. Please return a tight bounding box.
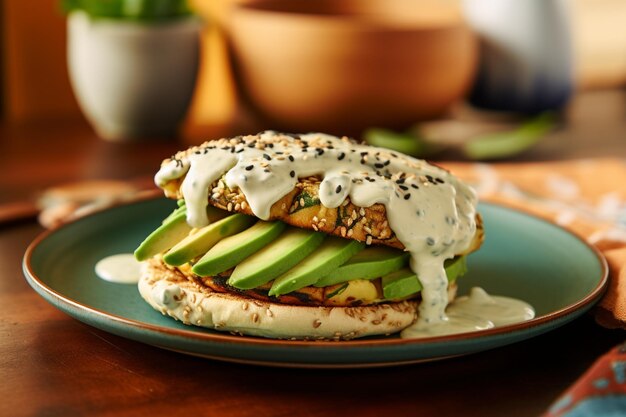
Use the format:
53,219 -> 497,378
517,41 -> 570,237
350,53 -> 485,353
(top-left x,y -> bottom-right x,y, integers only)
160,174 -> 484,254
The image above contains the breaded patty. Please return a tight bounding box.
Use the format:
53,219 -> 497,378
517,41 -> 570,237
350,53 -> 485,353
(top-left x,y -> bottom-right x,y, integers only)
159,174 -> 483,254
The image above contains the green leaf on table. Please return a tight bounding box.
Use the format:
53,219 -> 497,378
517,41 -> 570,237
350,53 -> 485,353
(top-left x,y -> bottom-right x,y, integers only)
363,128 -> 440,158
462,112 -> 556,160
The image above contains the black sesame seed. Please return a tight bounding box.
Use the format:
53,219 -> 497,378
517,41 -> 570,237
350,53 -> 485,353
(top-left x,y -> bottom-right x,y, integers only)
194,151 -> 201,155
264,169 -> 270,173
316,148 -> 324,155
337,152 -> 346,161
245,165 -> 254,171
436,178 -> 445,184
290,170 -> 295,178
288,155 -> 295,162
360,151 -> 368,156
336,185 -> 342,193
236,148 -> 244,153
404,193 -> 411,200
399,185 -> 408,191
374,163 -> 384,169
396,178 -> 406,184
263,153 -> 271,160
411,184 -> 419,189
383,160 -> 390,166
426,237 -> 435,246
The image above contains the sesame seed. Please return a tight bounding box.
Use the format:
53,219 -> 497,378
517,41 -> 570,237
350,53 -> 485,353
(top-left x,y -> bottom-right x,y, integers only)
245,165 -> 254,171
338,152 -> 346,160
404,193 -> 411,200
336,185 -> 342,193
411,184 -> 419,189
399,185 -> 408,191
366,235 -> 373,245
262,153 -> 271,160
290,170 -> 295,178
288,155 -> 295,162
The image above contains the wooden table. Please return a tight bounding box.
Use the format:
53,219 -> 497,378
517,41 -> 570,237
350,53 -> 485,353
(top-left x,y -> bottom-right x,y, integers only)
1,90 -> 625,417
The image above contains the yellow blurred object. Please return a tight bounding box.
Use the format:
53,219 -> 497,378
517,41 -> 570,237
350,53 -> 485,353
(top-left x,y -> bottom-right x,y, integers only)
181,12 -> 239,143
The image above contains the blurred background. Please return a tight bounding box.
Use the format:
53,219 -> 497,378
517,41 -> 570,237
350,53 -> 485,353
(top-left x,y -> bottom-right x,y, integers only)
1,0 -> 625,145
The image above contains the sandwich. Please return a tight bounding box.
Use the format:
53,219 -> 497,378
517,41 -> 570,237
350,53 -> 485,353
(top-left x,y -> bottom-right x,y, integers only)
134,131 -> 483,340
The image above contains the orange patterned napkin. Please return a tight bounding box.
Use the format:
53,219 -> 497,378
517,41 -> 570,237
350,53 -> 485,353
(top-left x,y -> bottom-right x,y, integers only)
442,158 -> 626,329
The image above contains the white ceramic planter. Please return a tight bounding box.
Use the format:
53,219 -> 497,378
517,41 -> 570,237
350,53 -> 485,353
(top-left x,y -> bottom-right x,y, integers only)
68,12 -> 201,140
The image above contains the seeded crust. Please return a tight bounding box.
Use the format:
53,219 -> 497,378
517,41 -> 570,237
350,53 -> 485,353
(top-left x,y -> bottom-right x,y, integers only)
160,174 -> 483,254
139,258 -> 462,340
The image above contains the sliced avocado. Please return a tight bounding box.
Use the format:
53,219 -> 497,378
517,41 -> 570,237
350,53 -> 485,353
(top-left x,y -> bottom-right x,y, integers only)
381,268 -> 422,300
192,221 -> 286,277
268,238 -> 365,296
134,205 -> 230,261
381,256 -> 467,300
163,213 -> 256,266
314,246 -> 409,287
135,210 -> 192,261
162,204 -> 186,224
228,229 -> 325,289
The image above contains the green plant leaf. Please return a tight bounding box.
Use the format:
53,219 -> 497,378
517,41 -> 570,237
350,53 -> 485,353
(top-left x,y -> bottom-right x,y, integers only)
61,0 -> 193,21
462,112 -> 556,160
363,128 -> 440,158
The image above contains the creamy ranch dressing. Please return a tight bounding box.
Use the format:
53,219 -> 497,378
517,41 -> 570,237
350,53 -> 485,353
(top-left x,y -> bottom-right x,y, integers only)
154,131 -> 478,327
401,287 -> 536,338
95,253 -> 141,284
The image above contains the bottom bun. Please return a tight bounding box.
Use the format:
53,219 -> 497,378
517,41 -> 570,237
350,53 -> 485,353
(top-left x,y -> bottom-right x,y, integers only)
138,258 -> 457,340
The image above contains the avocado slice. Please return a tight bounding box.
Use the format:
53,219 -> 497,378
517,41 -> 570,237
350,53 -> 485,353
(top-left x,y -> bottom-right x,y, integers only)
134,205 -> 229,261
192,221 -> 286,277
381,256 -> 467,300
134,210 -> 192,261
162,201 -> 187,224
268,238 -> 365,296
314,246 -> 409,287
228,229 -> 325,289
163,213 -> 256,266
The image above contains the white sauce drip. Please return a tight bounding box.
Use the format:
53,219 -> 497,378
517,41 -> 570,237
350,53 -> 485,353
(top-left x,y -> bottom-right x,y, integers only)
154,132 -> 478,327
401,287 -> 535,338
95,253 -> 141,284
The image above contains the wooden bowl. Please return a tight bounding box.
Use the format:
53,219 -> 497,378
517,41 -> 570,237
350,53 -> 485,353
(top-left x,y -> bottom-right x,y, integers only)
227,0 -> 478,136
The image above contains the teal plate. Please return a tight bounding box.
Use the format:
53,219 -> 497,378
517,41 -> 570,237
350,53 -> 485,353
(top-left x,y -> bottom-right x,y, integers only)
23,197 -> 608,368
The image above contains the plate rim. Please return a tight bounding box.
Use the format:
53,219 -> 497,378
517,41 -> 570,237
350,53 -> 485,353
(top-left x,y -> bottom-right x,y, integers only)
22,194 -> 609,351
